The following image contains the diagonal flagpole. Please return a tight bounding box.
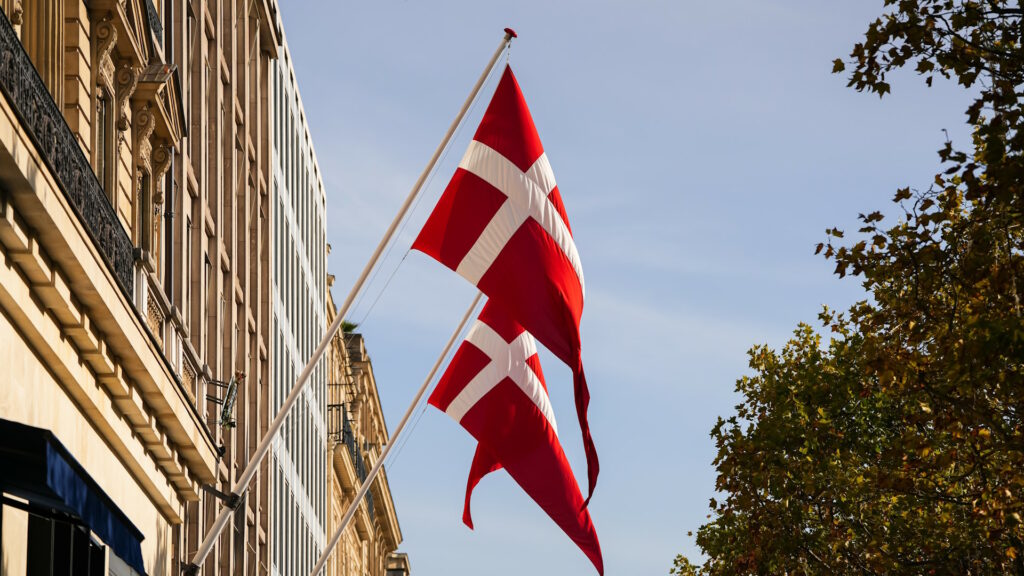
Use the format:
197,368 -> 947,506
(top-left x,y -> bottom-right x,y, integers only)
309,292 -> 482,576
184,28 -> 516,575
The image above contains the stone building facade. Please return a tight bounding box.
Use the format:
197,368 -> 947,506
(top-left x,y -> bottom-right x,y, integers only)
0,0 -> 284,574
324,281 -> 408,576
0,1 -> 397,574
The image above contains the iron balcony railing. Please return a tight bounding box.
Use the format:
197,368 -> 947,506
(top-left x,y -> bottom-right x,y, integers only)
326,403 -> 375,519
326,401 -> 345,444
0,8 -> 135,294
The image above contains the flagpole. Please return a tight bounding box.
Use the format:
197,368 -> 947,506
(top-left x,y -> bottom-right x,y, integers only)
309,292 -> 482,576
183,28 -> 516,575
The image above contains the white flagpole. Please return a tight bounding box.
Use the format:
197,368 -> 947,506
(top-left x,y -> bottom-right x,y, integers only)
183,28 -> 515,575
309,292 -> 482,576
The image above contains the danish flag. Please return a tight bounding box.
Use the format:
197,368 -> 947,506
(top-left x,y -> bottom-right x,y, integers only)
428,301 -> 603,574
413,65 -> 598,501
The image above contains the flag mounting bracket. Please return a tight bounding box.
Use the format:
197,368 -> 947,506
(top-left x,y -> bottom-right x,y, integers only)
201,484 -> 240,508
205,372 -> 244,430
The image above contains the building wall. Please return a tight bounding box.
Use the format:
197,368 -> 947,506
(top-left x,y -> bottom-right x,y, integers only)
324,285 -> 406,576
0,2 -> 208,572
171,1 -> 278,574
0,1 -> 387,574
268,33 -> 328,576
0,0 -> 285,574
0,308 -> 170,573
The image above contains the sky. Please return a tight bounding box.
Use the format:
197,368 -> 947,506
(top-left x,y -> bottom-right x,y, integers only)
278,2 -> 974,574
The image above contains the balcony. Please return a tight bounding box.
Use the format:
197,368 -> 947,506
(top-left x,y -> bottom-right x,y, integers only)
0,9 -> 134,294
327,402 -> 375,520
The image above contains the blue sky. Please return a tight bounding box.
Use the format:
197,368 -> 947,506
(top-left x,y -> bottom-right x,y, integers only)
279,2 -> 973,573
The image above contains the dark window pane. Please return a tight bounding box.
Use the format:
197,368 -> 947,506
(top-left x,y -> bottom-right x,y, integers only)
52,520 -> 71,576
71,525 -> 91,575
26,513 -> 53,576
96,95 -> 107,192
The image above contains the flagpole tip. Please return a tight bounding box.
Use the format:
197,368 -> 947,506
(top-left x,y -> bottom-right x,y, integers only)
504,27 -> 518,39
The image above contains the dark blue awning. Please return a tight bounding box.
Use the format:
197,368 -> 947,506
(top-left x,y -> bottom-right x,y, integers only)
0,420 -> 147,574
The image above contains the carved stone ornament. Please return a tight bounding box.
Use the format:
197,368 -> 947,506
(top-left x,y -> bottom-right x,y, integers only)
10,1 -> 22,26
151,141 -> 171,205
146,291 -> 164,345
183,362 -> 196,393
115,61 -> 138,131
134,102 -> 155,171
95,15 -> 117,88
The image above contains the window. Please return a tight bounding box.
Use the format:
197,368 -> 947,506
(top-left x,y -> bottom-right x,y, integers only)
274,468 -> 280,568
185,211 -> 193,326
163,168 -> 175,298
25,513 -> 105,576
21,1 -> 63,103
95,91 -> 115,201
163,0 -> 173,54
204,253 -> 212,351
136,172 -> 151,252
186,10 -> 195,130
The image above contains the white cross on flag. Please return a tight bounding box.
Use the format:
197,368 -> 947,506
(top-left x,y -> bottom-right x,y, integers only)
413,65 -> 598,502
428,301 -> 603,574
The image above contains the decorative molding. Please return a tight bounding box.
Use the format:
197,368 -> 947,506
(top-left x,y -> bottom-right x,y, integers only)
136,63 -> 183,146
146,290 -> 164,345
9,1 -> 21,26
133,101 -> 154,172
133,167 -> 143,209
0,6 -> 134,293
114,60 -> 137,131
95,15 -> 117,88
182,361 -> 195,398
151,140 -> 171,204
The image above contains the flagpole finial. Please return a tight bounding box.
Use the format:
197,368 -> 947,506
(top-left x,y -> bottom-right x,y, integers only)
504,27 -> 518,39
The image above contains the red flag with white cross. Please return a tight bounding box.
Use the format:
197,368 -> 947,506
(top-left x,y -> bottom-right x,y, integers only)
428,301 -> 603,574
413,64 -> 598,502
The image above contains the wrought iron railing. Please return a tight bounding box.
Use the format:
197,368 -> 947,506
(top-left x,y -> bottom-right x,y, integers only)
0,8 -> 134,294
326,403 -> 375,519
326,402 -> 344,443
144,0 -> 163,49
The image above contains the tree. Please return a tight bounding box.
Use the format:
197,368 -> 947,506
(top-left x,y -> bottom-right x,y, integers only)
677,1 -> 1024,573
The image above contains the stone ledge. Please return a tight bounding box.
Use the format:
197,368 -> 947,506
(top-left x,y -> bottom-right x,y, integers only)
0,242 -> 185,522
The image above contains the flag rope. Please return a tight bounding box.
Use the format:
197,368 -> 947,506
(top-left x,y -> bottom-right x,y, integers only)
183,28 -> 516,575
309,292 -> 483,576
382,400 -> 428,472
352,50 -> 503,328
